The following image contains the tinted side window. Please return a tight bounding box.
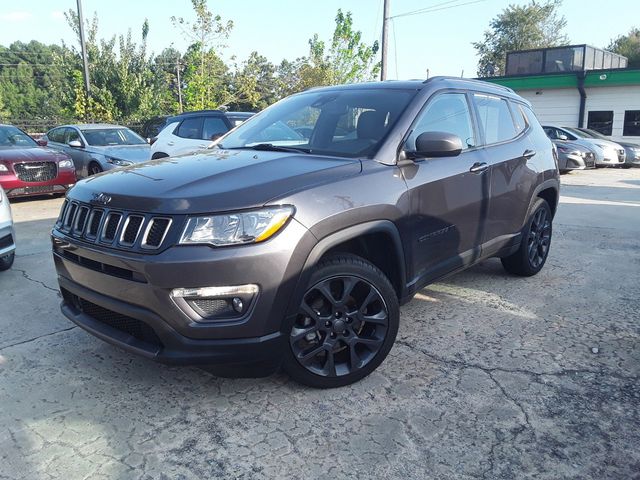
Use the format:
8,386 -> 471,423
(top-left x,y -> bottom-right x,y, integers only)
511,102 -> 529,133
176,117 -> 203,139
202,117 -> 229,140
48,127 -> 65,143
408,93 -> 476,150
65,128 -> 81,144
473,94 -> 517,144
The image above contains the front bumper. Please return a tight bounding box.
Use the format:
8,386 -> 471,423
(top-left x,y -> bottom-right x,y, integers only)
0,169 -> 76,198
52,218 -> 316,365
0,223 -> 15,257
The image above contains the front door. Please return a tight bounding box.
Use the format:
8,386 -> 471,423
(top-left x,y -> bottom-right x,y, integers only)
398,91 -> 490,286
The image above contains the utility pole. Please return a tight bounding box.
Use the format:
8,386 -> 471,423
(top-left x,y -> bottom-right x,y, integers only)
380,0 -> 390,81
176,57 -> 183,113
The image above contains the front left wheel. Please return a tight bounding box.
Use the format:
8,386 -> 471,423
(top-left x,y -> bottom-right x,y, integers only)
0,252 -> 15,271
282,254 -> 399,388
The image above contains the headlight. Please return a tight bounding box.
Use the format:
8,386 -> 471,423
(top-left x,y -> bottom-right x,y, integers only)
179,206 -> 294,246
107,157 -> 133,166
58,159 -> 74,169
0,164 -> 8,172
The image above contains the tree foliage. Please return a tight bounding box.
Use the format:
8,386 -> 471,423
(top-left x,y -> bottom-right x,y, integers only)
0,5 -> 382,129
608,27 -> 640,69
473,0 -> 569,77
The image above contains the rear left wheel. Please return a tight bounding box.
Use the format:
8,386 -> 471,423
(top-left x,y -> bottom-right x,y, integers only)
501,198 -> 552,276
282,254 -> 399,388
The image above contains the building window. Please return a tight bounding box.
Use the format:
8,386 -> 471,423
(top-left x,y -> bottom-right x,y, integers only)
587,111 -> 614,136
623,110 -> 640,137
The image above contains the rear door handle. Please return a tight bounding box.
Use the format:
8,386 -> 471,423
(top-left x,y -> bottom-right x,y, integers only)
523,149 -> 536,159
167,141 -> 175,146
469,162 -> 489,173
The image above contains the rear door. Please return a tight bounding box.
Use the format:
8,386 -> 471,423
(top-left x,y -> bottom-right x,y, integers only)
471,94 -> 539,254
399,91 -> 490,284
45,127 -> 67,153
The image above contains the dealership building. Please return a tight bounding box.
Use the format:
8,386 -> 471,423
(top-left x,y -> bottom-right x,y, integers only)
485,45 -> 640,142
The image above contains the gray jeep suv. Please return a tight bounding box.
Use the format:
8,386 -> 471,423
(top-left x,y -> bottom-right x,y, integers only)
52,78 -> 559,388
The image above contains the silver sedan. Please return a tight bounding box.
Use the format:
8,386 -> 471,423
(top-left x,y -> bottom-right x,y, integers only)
0,186 -> 15,271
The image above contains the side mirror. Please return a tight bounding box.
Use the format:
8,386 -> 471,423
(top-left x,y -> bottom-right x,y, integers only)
37,138 -> 48,147
68,140 -> 83,148
558,134 -> 568,141
408,131 -> 463,159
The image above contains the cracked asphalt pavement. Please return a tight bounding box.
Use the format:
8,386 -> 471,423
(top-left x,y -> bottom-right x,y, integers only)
1,169 -> 639,479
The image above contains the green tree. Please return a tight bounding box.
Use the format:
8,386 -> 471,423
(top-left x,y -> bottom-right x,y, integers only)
231,52 -> 278,111
473,0 -> 569,77
608,28 -> 640,69
296,10 -> 380,90
172,0 -> 234,109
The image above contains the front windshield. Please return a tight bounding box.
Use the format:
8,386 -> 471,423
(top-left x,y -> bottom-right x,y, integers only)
0,125 -> 37,148
578,128 -> 607,140
563,127 -> 592,139
81,128 -> 146,147
219,88 -> 418,158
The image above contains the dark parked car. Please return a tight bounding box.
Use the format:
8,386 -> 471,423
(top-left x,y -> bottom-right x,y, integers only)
52,78 -> 559,388
44,124 -> 151,178
553,140 -> 596,172
0,124 -> 76,198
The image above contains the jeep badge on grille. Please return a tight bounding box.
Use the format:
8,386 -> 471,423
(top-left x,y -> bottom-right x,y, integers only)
92,193 -> 112,205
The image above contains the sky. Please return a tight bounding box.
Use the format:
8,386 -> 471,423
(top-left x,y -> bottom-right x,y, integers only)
0,0 -> 637,79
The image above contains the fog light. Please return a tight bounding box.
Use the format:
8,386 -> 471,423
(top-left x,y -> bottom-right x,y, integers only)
170,284 -> 258,322
232,297 -> 244,313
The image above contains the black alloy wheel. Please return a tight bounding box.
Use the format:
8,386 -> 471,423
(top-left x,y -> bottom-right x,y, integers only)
527,206 -> 551,270
89,163 -> 102,176
283,254 -> 399,388
501,197 -> 553,276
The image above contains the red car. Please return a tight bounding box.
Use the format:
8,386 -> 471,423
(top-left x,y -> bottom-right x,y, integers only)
0,124 -> 76,198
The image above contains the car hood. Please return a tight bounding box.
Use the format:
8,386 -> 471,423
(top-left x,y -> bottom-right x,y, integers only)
85,145 -> 151,163
68,149 -> 363,214
0,146 -> 69,163
575,138 -> 623,150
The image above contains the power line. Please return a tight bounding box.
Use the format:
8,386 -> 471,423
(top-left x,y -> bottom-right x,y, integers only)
391,0 -> 487,19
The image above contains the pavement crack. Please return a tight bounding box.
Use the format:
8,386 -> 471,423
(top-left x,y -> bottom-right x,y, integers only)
395,340 -> 640,383
0,326 -> 77,352
12,268 -> 61,296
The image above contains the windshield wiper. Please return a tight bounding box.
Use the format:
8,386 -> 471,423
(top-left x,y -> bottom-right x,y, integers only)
225,143 -> 311,154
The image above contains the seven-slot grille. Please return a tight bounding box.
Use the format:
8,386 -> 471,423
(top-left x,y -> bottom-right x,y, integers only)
56,200 -> 172,251
14,162 -> 57,182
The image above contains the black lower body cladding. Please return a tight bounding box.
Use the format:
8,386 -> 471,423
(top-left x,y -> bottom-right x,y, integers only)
51,218 -> 314,366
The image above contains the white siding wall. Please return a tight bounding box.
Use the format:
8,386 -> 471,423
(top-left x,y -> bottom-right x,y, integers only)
514,85 -> 640,142
584,85 -> 640,142
518,89 -> 581,126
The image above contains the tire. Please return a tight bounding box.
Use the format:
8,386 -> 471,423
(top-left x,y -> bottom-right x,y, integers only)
151,152 -> 169,160
88,162 -> 102,176
282,254 -> 399,388
501,198 -> 552,277
0,252 -> 15,271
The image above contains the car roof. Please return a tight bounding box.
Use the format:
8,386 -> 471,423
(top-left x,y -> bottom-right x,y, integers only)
303,77 -> 525,103
57,124 -> 128,130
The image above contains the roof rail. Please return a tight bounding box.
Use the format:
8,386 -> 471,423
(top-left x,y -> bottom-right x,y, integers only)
423,76 -> 515,93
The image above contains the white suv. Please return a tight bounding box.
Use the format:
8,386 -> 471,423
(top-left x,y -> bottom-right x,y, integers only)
151,111 -> 252,159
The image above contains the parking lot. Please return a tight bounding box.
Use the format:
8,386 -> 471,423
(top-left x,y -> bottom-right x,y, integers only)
0,168 -> 639,479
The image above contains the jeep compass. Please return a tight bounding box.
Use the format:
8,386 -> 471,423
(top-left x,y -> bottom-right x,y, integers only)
52,77 -> 559,388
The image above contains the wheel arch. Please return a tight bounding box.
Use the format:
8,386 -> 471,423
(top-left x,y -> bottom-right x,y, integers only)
285,220 -> 408,321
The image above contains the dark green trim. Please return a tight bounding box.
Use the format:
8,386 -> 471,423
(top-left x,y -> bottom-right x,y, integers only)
484,69 -> 640,90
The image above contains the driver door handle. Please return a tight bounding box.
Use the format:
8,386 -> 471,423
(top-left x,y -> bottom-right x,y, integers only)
523,149 -> 536,159
469,162 -> 489,173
